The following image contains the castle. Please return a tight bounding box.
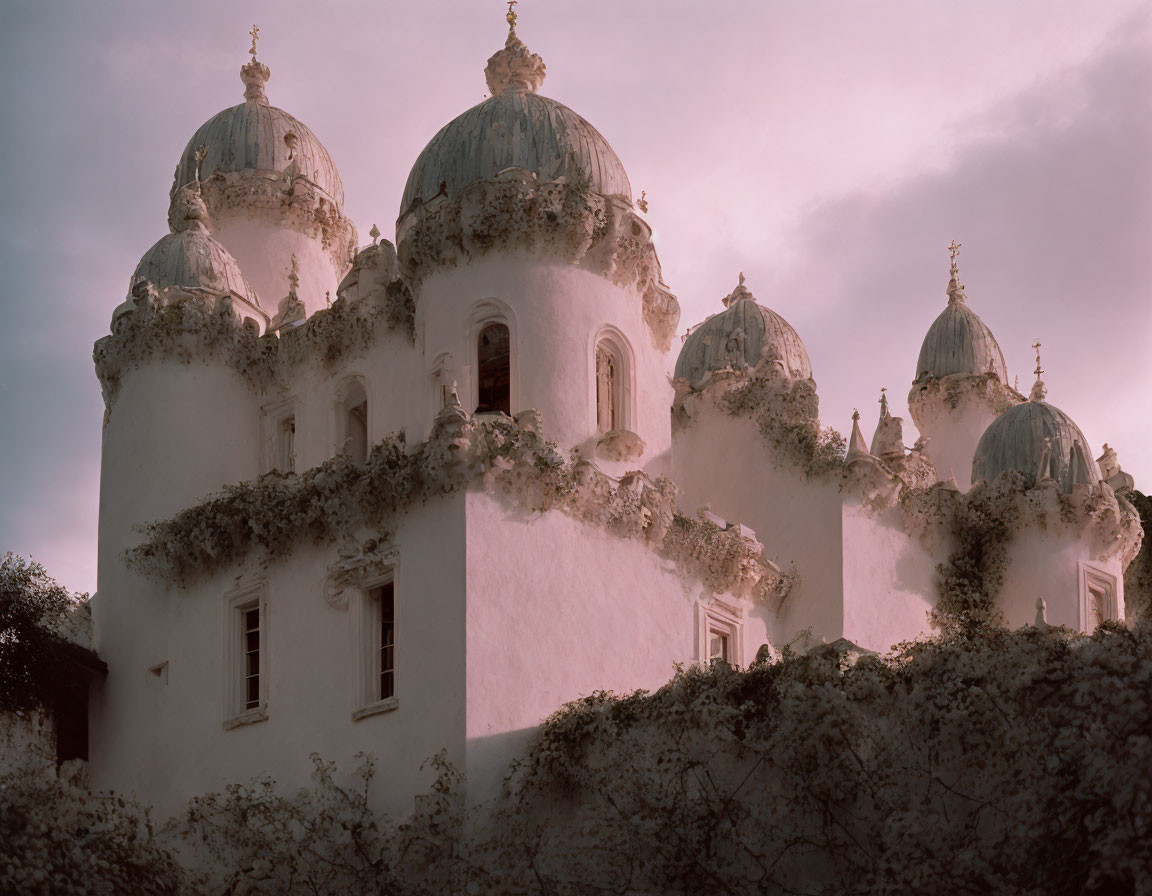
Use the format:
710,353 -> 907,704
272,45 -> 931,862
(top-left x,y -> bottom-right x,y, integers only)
82,17 -> 1144,818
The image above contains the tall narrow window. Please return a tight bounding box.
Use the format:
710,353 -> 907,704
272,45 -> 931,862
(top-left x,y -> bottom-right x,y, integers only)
476,323 -> 511,415
224,585 -> 268,729
243,607 -> 261,710
377,582 -> 395,701
1079,563 -> 1119,631
708,628 -> 730,664
338,380 -> 369,463
279,416 -> 296,473
596,344 -> 620,432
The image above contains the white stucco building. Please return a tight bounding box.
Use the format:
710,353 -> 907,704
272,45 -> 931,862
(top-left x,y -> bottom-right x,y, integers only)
85,20 -> 1144,819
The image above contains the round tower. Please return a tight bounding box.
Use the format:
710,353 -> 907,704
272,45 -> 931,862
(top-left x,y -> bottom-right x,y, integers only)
395,12 -> 679,464
170,31 -> 356,320
968,362 -> 1141,631
907,244 -> 1022,490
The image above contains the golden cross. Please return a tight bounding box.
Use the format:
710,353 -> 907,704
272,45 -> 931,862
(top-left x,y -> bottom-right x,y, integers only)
948,240 -> 961,264
1032,339 -> 1043,377
506,0 -> 518,29
249,24 -> 260,62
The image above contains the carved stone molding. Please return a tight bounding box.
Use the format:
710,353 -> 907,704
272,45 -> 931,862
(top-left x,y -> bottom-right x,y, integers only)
196,169 -> 357,273
396,169 -> 680,350
324,539 -> 400,610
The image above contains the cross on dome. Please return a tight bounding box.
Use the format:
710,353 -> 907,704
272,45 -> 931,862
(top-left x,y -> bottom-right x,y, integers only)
1029,339 -> 1048,401
240,25 -> 271,105
946,240 -> 967,304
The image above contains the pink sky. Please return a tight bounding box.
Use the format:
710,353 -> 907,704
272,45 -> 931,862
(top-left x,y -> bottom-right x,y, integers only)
0,0 -> 1148,595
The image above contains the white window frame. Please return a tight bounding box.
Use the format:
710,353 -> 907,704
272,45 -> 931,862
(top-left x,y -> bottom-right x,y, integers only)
261,396 -> 298,474
696,600 -> 743,666
1078,562 -> 1119,631
591,326 -> 635,434
352,569 -> 400,721
333,376 -> 370,462
223,582 -> 269,730
464,299 -> 519,417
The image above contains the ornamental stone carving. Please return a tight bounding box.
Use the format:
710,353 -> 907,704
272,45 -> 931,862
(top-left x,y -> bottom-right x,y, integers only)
396,169 -> 680,350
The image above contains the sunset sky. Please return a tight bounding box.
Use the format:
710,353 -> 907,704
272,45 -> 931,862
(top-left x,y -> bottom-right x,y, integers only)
1,0 -> 1148,595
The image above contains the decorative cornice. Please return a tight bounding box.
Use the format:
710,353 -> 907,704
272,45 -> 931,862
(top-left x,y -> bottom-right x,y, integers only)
396,168 -> 680,350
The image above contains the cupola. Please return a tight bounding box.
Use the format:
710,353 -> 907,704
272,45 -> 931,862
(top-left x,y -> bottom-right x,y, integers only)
674,274 -> 812,389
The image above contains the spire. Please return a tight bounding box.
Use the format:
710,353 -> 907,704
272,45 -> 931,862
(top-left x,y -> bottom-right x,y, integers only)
946,240 -> 967,304
846,409 -> 871,462
485,2 -> 546,95
721,272 -> 754,308
1029,339 -> 1047,402
241,24 -> 271,105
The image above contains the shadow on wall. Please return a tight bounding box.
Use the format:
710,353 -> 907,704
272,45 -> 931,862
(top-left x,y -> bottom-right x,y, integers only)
466,726 -> 539,806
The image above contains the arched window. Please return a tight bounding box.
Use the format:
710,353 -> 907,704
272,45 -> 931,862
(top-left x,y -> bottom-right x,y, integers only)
338,379 -> 369,463
476,323 -> 511,415
594,333 -> 630,434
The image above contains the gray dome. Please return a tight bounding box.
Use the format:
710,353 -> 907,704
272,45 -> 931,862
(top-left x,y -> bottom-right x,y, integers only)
399,91 -> 631,219
132,227 -> 260,310
172,64 -> 344,206
675,279 -> 812,388
914,259 -> 1007,383
972,399 -> 1099,493
915,301 -> 1008,382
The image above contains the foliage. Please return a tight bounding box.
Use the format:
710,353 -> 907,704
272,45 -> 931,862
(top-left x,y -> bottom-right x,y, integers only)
718,362 -> 847,478
476,623 -> 1152,895
3,624 -> 1150,894
0,764 -> 181,896
0,554 -> 85,714
126,415 -> 784,606
1124,490 -> 1152,622
177,752 -> 467,896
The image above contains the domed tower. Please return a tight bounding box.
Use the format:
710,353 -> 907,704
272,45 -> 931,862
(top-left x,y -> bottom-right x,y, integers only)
170,30 -> 356,320
907,244 -> 1022,490
967,354 -> 1142,630
396,10 -> 679,462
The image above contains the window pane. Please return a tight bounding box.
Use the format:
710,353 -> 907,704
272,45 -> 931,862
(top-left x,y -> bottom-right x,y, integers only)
476,324 -> 511,415
246,675 -> 260,708
380,669 -> 394,700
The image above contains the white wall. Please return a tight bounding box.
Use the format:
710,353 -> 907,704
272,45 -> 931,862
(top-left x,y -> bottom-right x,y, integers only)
909,388 -> 1002,491
214,218 -> 344,319
672,398 -> 846,648
417,256 -> 673,465
999,526 -> 1125,631
89,495 -> 467,821
462,489 -> 767,803
840,502 -> 938,652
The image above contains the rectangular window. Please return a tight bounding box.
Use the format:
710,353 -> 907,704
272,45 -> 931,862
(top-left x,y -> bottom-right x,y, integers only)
243,606 -> 261,709
378,582 -> 395,701
697,601 -> 742,666
353,576 -> 399,720
1079,562 -> 1119,631
708,629 -> 730,663
279,416 -> 296,473
224,584 -> 268,729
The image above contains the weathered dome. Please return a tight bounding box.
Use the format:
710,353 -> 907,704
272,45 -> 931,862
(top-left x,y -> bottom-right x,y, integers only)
915,260 -> 1007,383
171,61 -> 344,206
398,26 -> 629,219
972,398 -> 1100,493
675,276 -> 812,388
132,189 -> 260,311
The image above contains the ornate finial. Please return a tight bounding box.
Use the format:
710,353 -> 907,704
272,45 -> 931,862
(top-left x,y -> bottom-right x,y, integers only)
946,241 -> 967,304
722,273 -> 754,307
852,408 -> 860,422
192,145 -> 208,184
879,387 -> 889,419
369,224 -> 381,242
241,26 -> 271,104
1029,339 -> 1047,402
637,190 -> 648,213
485,5 -> 546,95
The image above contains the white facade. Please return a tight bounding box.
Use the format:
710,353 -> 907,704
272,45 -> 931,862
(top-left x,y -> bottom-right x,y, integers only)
85,23 -> 1145,818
